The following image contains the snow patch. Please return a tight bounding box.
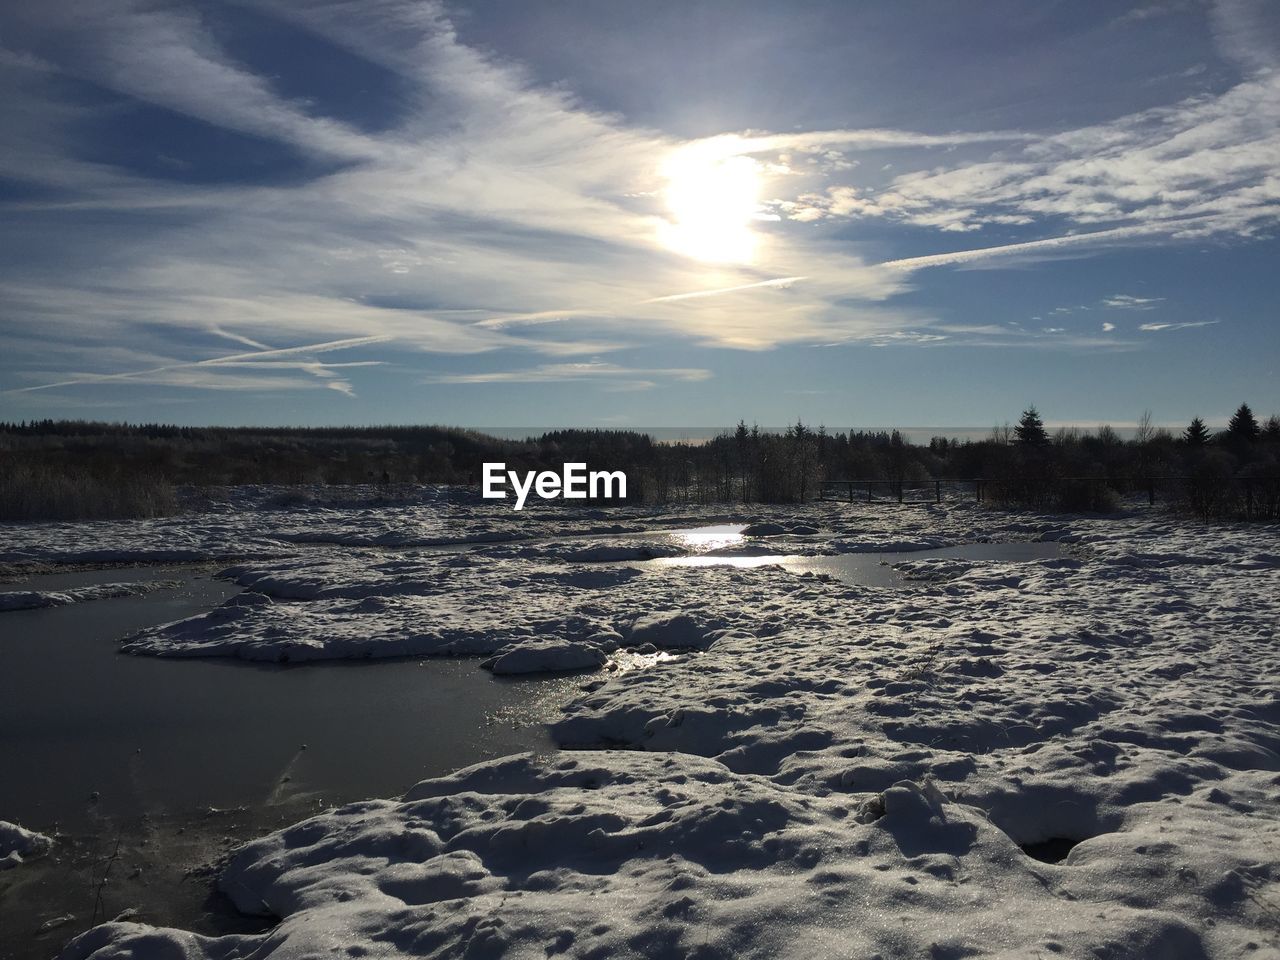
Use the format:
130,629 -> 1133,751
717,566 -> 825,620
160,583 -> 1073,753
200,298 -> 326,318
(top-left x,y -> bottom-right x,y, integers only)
482,638 -> 609,675
0,820 -> 52,870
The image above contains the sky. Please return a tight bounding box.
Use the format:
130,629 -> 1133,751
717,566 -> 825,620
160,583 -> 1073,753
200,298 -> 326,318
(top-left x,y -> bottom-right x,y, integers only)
0,0 -> 1277,431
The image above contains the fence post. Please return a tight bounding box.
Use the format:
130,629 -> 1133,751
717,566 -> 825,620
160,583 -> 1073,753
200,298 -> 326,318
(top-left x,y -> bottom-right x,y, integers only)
848,482 -> 853,504
866,481 -> 872,503
1148,479 -> 1155,506
935,480 -> 941,504
1246,478 -> 1253,518
897,481 -> 903,504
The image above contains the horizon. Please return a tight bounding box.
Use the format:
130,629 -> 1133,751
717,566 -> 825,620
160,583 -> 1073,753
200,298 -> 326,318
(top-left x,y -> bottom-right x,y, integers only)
1,1 -> 1278,426
3,418 -> 1248,444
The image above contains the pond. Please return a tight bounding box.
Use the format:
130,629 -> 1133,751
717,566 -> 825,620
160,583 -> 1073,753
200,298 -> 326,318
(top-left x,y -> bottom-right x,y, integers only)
651,539 -> 1064,587
0,525 -> 1065,959
0,567 -> 574,833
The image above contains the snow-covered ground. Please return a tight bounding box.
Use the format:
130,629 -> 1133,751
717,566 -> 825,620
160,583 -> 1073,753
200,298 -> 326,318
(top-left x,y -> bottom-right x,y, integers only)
0,580 -> 178,612
5,494 -> 1276,958
0,820 -> 52,870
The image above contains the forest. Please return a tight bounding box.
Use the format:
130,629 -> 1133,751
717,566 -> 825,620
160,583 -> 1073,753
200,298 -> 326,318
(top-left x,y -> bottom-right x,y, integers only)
1,405 -> 1277,521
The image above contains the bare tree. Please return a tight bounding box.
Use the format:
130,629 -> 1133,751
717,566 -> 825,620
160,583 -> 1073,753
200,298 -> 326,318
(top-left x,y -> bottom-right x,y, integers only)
1135,410 -> 1155,445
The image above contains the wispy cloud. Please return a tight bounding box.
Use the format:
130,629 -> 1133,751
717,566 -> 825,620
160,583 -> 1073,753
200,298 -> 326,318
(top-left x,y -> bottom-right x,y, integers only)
0,0 -> 1271,406
644,276 -> 807,303
878,224 -> 1167,271
422,361 -> 712,392
1103,294 -> 1166,309
4,336 -> 390,396
1139,320 -> 1220,331
790,46 -> 1280,260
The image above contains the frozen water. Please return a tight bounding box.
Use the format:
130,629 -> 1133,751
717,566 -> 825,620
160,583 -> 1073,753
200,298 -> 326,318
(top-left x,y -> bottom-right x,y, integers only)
0,570 -> 576,831
2,496 -> 1276,958
0,820 -> 51,870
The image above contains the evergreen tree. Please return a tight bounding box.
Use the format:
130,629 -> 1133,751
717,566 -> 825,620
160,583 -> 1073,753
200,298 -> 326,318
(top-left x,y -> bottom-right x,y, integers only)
1263,415 -> 1280,443
1014,406 -> 1048,445
1227,403 -> 1260,443
1182,416 -> 1210,447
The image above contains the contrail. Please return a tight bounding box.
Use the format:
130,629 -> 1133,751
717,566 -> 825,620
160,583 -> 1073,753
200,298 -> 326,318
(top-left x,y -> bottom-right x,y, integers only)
878,223 -> 1172,271
208,326 -> 274,351
645,276 -> 807,303
473,276 -> 808,330
4,335 -> 390,394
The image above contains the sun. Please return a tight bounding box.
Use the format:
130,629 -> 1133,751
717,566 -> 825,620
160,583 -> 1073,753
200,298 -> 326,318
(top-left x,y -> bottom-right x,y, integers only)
658,144 -> 762,264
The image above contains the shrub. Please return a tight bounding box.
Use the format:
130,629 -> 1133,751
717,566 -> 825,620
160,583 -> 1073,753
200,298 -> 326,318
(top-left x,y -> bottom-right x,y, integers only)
0,463 -> 177,522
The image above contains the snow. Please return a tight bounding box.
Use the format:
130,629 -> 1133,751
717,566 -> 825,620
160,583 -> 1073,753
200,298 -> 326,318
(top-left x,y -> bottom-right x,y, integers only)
0,820 -> 52,870
15,495 -> 1280,958
0,580 -> 178,612
481,637 -> 609,675
626,611 -> 725,650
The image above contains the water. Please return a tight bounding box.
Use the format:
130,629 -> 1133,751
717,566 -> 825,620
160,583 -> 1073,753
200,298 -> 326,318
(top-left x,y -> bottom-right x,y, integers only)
0,526 -> 1065,958
0,529 -> 1062,832
652,539 -> 1064,587
0,568 -> 574,833
638,525 -> 1064,587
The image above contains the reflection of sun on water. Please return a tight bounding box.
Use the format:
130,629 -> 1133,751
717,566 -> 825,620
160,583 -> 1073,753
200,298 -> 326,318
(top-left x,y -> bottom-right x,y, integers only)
668,524 -> 748,553
658,146 -> 762,264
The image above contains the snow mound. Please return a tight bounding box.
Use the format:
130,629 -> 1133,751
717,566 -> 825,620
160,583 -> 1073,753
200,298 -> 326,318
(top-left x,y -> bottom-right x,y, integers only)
627,611 -> 721,650
0,580 -> 178,612
891,558 -> 979,581
61,752 -> 1252,960
830,536 -> 950,553
742,521 -> 820,537
482,637 -> 609,675
0,820 -> 52,870
561,542 -> 686,562
124,557 -> 775,662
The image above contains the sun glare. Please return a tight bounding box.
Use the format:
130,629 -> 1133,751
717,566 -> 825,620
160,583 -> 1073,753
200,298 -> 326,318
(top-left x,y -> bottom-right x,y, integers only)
658,145 -> 762,264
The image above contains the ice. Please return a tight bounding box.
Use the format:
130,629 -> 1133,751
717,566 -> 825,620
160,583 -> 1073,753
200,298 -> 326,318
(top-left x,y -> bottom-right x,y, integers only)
11,496 -> 1277,958
481,637 -> 610,675
561,542 -> 686,562
0,581 -> 179,612
0,820 -> 52,870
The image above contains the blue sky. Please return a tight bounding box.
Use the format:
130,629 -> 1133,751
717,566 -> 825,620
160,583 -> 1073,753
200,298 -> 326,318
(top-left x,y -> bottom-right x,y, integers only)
1,0 -> 1277,430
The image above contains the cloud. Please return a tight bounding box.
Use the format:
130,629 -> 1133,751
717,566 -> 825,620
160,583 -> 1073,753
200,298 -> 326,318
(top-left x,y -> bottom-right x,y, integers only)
1139,320 -> 1220,331
644,276 -> 808,303
1102,294 -> 1166,309
1103,322 -> 1117,332
878,224 -> 1168,271
787,64 -> 1280,251
0,0 -> 1272,407
421,361 -> 712,392
4,335 -> 390,395
1208,0 -> 1280,72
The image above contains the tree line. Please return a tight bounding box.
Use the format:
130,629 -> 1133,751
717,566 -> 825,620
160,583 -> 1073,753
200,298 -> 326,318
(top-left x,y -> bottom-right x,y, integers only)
1,405 -> 1277,520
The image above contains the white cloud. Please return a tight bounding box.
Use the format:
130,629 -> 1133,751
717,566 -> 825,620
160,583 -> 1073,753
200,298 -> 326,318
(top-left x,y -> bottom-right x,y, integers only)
1139,320 -> 1220,331
878,224 -> 1167,271
788,65 -> 1280,259
4,335 -> 391,396
1208,0 -> 1280,72
422,361 -> 712,392
1103,294 -> 1166,309
0,0 -> 1265,403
